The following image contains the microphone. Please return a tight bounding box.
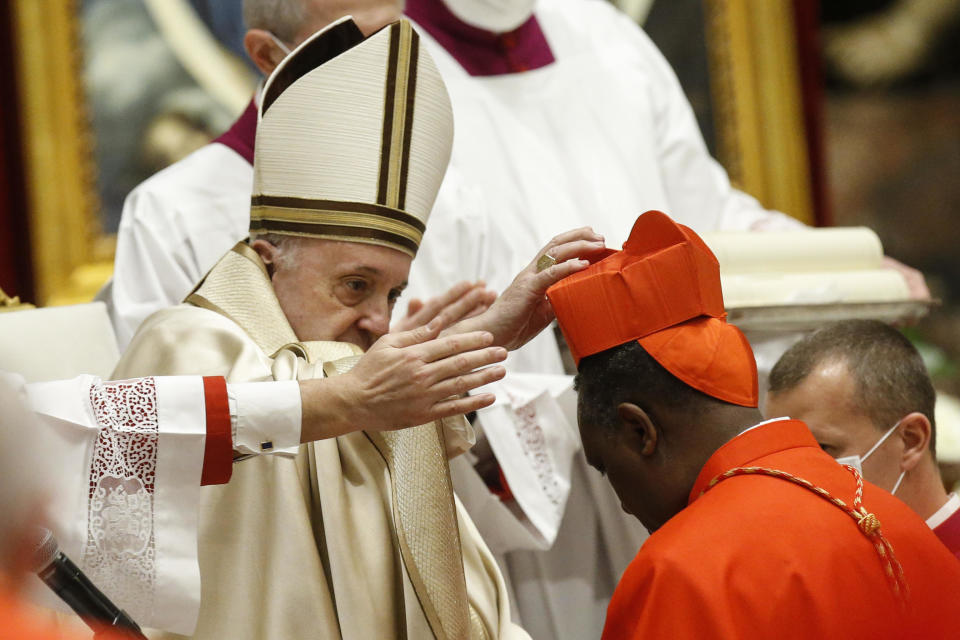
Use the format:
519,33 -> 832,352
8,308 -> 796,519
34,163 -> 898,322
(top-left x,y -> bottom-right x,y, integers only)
32,527 -> 148,639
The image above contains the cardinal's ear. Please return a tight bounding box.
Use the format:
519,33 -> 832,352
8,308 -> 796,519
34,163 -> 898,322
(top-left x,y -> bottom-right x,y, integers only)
617,402 -> 658,457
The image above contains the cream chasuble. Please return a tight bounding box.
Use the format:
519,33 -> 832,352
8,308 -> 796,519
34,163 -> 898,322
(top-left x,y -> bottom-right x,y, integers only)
112,243 -> 525,640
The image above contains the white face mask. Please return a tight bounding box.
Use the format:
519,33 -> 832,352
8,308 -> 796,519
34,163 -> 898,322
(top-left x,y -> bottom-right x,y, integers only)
835,418 -> 907,495
442,0 -> 537,33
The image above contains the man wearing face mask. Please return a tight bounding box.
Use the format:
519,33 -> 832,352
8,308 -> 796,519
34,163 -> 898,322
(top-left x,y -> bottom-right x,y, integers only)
550,211 -> 959,639
766,320 -> 960,560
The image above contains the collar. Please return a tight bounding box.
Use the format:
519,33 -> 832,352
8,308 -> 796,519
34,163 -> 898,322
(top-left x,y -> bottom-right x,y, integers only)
405,0 -> 555,76
186,242 -> 297,355
688,418 -> 817,504
927,492 -> 960,529
213,97 -> 258,165
738,415 -> 791,437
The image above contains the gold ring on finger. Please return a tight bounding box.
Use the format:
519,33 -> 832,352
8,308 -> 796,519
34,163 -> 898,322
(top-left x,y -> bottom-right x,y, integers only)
537,253 -> 558,273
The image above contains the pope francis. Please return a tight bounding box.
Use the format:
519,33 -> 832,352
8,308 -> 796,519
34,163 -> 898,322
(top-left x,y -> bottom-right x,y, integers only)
112,16 -> 602,640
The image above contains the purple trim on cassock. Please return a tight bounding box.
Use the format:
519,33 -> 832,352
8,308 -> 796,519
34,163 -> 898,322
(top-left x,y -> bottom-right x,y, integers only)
405,0 -> 554,76
213,98 -> 257,165
933,504 -> 960,561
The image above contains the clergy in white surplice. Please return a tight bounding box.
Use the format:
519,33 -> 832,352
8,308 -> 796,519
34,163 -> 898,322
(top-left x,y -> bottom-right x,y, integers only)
400,1 -> 806,637
112,17 -> 603,640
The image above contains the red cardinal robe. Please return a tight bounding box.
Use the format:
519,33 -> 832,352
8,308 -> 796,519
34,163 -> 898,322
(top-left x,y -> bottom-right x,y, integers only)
603,419 -> 960,639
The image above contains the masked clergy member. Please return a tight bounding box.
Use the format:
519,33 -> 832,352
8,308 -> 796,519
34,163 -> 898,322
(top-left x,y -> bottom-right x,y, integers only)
766,319 -> 960,559
112,17 -> 602,640
546,210 -> 960,639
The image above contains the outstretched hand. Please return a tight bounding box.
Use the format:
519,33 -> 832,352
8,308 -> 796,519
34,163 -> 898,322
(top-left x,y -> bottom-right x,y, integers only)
391,280 -> 497,334
300,318 -> 507,440
446,227 -> 605,351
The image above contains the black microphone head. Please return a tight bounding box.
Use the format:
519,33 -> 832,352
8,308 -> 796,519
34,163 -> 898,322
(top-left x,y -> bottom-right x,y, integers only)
31,526 -> 58,573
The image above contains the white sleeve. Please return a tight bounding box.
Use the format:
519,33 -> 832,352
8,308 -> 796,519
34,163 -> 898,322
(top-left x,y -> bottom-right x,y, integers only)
22,374 -> 301,633
622,17 -> 805,232
24,374 -> 210,634
106,186 -> 205,350
228,380 -> 302,455
472,373 -> 581,550
103,147 -> 254,351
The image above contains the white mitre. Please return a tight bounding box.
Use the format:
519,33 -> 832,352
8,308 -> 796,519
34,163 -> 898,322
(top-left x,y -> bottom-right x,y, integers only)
250,16 -> 453,257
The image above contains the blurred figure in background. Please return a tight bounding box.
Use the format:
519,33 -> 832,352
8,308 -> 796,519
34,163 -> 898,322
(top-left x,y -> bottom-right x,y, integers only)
823,0 -> 960,88
0,381 -> 79,638
83,0 -> 250,231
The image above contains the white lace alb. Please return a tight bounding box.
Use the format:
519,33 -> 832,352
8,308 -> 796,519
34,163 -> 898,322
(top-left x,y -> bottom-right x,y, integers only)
83,377 -> 159,625
507,391 -> 564,511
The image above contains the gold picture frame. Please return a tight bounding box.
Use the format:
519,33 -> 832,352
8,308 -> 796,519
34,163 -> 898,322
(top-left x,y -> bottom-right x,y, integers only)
705,0 -> 814,224
10,0 -> 254,307
11,0 -> 111,306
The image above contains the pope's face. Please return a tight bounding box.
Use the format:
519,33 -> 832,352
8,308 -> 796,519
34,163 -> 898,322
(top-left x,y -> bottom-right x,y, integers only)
261,237 -> 411,350
765,359 -> 902,490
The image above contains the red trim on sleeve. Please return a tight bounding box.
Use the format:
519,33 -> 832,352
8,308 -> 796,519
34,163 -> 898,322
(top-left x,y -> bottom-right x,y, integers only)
489,465 -> 515,503
201,376 -> 233,486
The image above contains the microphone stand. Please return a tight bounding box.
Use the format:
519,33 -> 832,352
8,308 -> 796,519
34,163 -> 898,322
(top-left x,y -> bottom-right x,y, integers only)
96,629 -> 148,640
34,528 -> 148,640
36,551 -> 148,639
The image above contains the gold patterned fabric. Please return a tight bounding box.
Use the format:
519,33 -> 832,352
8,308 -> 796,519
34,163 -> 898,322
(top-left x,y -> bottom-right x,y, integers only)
369,424 -> 470,638
186,243 -> 294,356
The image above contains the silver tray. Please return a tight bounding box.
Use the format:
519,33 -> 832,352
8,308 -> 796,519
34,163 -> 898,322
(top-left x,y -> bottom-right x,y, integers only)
727,299 -> 939,332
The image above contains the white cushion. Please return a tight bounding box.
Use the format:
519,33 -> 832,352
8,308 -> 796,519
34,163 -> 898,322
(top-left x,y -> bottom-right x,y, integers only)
0,302 -> 119,382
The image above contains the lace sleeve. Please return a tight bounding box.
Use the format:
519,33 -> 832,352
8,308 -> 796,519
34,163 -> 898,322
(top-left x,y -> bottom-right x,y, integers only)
83,377 -> 160,625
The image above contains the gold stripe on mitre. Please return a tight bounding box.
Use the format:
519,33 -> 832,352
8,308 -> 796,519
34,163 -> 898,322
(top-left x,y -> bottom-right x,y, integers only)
250,195 -> 425,257
377,21 -> 419,210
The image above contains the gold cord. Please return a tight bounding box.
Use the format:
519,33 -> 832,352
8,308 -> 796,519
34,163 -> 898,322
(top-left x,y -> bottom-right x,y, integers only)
701,464 -> 909,605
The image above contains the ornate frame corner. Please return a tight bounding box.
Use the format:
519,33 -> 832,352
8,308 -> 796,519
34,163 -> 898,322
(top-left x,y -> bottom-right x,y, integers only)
705,0 -> 815,224
11,0 -> 112,306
